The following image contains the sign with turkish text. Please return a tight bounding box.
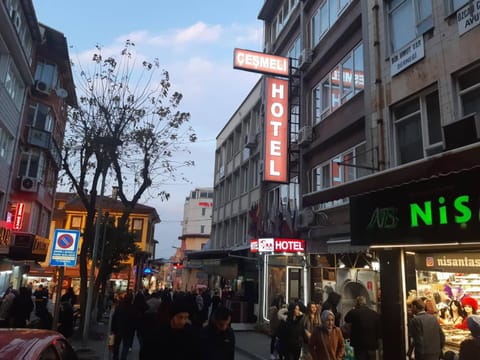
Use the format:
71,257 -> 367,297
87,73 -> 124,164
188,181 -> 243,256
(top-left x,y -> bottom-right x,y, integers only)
390,36 -> 424,77
415,253 -> 480,272
13,203 -> 25,231
264,77 -> 289,183
457,0 -> 480,36
50,229 -> 80,267
233,48 -> 290,77
350,168 -> 480,246
250,238 -> 305,253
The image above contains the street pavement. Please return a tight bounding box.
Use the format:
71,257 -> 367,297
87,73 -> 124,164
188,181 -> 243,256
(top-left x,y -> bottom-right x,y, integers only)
71,320 -> 271,360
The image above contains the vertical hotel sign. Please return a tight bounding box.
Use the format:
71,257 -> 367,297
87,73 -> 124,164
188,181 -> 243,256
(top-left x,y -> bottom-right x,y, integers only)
233,48 -> 290,183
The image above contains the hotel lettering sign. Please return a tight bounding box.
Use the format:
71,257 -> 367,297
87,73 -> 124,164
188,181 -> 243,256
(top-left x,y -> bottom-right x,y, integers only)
250,238 -> 305,253
350,168 -> 480,246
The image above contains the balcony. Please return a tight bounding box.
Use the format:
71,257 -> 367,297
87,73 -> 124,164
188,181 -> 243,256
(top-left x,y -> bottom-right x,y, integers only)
27,127 -> 50,149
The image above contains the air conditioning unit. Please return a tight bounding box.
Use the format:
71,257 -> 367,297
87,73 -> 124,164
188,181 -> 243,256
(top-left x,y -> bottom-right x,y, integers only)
245,134 -> 257,149
34,80 -> 50,95
20,176 -> 38,192
299,48 -> 313,70
298,125 -> 313,146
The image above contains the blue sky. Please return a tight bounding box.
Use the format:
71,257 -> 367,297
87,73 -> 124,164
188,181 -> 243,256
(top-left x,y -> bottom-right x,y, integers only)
33,1 -> 264,259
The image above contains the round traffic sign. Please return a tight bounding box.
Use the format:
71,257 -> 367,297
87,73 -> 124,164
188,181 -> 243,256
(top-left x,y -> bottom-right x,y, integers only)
57,233 -> 74,249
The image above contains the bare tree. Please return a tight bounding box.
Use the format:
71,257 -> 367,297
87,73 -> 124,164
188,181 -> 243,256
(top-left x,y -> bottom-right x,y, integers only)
60,40 -> 196,331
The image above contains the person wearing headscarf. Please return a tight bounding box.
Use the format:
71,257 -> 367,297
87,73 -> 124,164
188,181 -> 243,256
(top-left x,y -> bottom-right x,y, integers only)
459,314 -> 480,360
277,302 -> 304,360
309,309 -> 345,360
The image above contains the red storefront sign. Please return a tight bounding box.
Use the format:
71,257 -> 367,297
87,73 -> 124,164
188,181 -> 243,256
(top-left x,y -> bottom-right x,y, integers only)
13,203 -> 25,231
250,238 -> 305,253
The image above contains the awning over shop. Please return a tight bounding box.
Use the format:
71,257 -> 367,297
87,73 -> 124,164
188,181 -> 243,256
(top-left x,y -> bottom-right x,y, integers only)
303,144 -> 480,207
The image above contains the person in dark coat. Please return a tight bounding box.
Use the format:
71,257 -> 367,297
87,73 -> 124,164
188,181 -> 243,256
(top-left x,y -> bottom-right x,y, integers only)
277,302 -> 304,360
60,287 -> 77,305
10,287 -> 34,328
322,291 -> 342,327
459,314 -> 480,360
199,305 -> 235,360
57,300 -> 74,338
111,293 -> 136,360
139,298 -> 198,360
344,296 -> 381,360
409,298 -> 445,360
210,289 -> 222,318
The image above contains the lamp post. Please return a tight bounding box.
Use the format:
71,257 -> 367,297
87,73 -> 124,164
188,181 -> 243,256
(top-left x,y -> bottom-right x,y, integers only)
82,136 -> 121,346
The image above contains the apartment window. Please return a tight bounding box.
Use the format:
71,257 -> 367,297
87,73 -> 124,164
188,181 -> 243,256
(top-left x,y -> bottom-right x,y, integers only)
392,89 -> 442,165
312,163 -> 331,192
19,150 -> 46,179
447,0 -> 470,13
0,127 -> 14,163
200,225 -> 205,234
28,103 -> 54,132
271,0 -> 299,41
313,44 -> 364,123
132,218 -> 143,242
458,65 -> 480,117
5,62 -> 24,109
35,61 -> 58,89
202,208 -> 206,216
241,166 -> 249,193
288,37 -> 301,69
70,216 -> 82,230
389,0 -> 433,52
310,0 -> 353,48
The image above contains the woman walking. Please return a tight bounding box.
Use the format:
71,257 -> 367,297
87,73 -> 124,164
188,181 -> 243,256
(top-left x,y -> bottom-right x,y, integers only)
309,310 -> 345,360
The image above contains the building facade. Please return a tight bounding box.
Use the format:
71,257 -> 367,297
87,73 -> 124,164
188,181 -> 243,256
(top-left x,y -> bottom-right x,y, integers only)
0,0 -> 76,294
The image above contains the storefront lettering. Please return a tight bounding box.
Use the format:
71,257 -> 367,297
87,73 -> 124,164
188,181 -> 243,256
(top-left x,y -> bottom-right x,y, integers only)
436,255 -> 480,267
0,227 -> 12,247
367,207 -> 399,229
410,195 -> 471,227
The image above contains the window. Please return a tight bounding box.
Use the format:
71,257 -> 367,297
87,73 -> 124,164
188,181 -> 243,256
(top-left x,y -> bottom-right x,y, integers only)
241,166 -> 249,193
392,89 -> 442,165
458,65 -> 480,117
313,44 -> 364,123
19,150 -> 46,179
310,0 -> 353,48
132,218 -> 144,242
447,0 -> 470,14
35,61 -> 58,89
389,0 -> 433,52
271,0 -> 299,41
28,103 -> 54,131
71,216 -> 82,230
312,163 -> 331,192
0,127 -> 14,163
5,62 -> 24,109
201,225 -> 205,234
201,208 -> 206,216
288,37 -> 301,69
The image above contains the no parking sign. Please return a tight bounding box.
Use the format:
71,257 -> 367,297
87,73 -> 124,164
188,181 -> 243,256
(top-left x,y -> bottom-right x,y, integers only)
50,229 -> 80,267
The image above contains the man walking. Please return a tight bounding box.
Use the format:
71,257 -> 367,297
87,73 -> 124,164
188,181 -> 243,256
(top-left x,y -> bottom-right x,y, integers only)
344,296 -> 381,360
409,298 -> 445,360
199,305 -> 235,360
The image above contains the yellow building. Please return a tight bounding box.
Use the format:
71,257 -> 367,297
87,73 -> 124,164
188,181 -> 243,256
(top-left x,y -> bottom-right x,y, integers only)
44,192 -> 160,295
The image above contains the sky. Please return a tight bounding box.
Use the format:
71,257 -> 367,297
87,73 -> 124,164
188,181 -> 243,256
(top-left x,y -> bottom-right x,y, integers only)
32,1 -> 264,260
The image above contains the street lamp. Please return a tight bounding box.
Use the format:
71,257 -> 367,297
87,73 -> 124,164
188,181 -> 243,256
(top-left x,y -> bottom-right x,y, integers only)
82,136 -> 121,346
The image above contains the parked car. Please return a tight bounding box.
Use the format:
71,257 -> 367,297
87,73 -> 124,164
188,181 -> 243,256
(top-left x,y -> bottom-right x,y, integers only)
0,329 -> 78,359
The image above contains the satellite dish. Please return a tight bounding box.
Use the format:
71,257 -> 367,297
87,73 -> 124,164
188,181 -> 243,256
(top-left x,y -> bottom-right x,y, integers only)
55,88 -> 68,98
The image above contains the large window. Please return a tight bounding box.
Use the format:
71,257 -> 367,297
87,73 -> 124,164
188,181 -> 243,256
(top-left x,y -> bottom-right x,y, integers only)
288,37 -> 301,69
34,61 -> 59,89
271,0 -> 299,42
131,218 -> 144,242
447,0 -> 470,14
28,103 -> 54,132
458,65 -> 480,117
310,0 -> 353,48
392,88 -> 442,165
19,150 -> 46,179
5,62 -> 24,109
0,127 -> 14,163
389,0 -> 433,52
313,44 -> 364,123
310,142 -> 369,193
3,0 -> 34,63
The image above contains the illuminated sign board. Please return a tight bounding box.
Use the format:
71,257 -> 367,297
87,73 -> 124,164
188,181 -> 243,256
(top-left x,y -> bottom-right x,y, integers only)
13,203 -> 25,231
264,77 -> 289,183
350,168 -> 480,246
415,252 -> 480,272
50,229 -> 80,267
233,48 -> 290,77
250,238 -> 305,253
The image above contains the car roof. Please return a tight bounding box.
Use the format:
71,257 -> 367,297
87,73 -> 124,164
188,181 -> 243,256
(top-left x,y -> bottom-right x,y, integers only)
0,329 -> 64,359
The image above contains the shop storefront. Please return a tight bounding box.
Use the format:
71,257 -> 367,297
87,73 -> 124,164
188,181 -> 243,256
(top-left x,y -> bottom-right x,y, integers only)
250,237 -> 307,322
350,166 -> 480,359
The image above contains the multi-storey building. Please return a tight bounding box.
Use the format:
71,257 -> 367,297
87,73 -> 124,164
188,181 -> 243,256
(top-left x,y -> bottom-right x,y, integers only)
0,0 -> 76,294
177,187 -> 213,291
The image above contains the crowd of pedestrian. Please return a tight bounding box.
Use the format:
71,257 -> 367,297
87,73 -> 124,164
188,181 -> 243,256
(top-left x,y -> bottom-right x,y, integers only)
109,287 -> 235,360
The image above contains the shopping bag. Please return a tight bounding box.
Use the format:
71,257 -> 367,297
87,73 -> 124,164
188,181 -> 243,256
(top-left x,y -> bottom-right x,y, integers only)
343,339 -> 355,360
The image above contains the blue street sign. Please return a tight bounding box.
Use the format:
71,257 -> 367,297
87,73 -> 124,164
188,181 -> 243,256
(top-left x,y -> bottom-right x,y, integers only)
50,229 -> 80,267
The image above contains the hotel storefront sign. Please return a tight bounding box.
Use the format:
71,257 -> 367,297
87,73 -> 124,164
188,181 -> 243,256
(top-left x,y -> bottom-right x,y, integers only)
250,238 -> 305,253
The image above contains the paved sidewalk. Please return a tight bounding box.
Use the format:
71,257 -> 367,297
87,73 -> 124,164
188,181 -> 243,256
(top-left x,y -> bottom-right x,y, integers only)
71,320 -> 271,359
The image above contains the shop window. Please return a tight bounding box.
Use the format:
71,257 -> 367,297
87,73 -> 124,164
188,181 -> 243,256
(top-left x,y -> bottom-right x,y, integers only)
392,89 -> 442,165
458,65 -> 480,117
388,0 -> 433,52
